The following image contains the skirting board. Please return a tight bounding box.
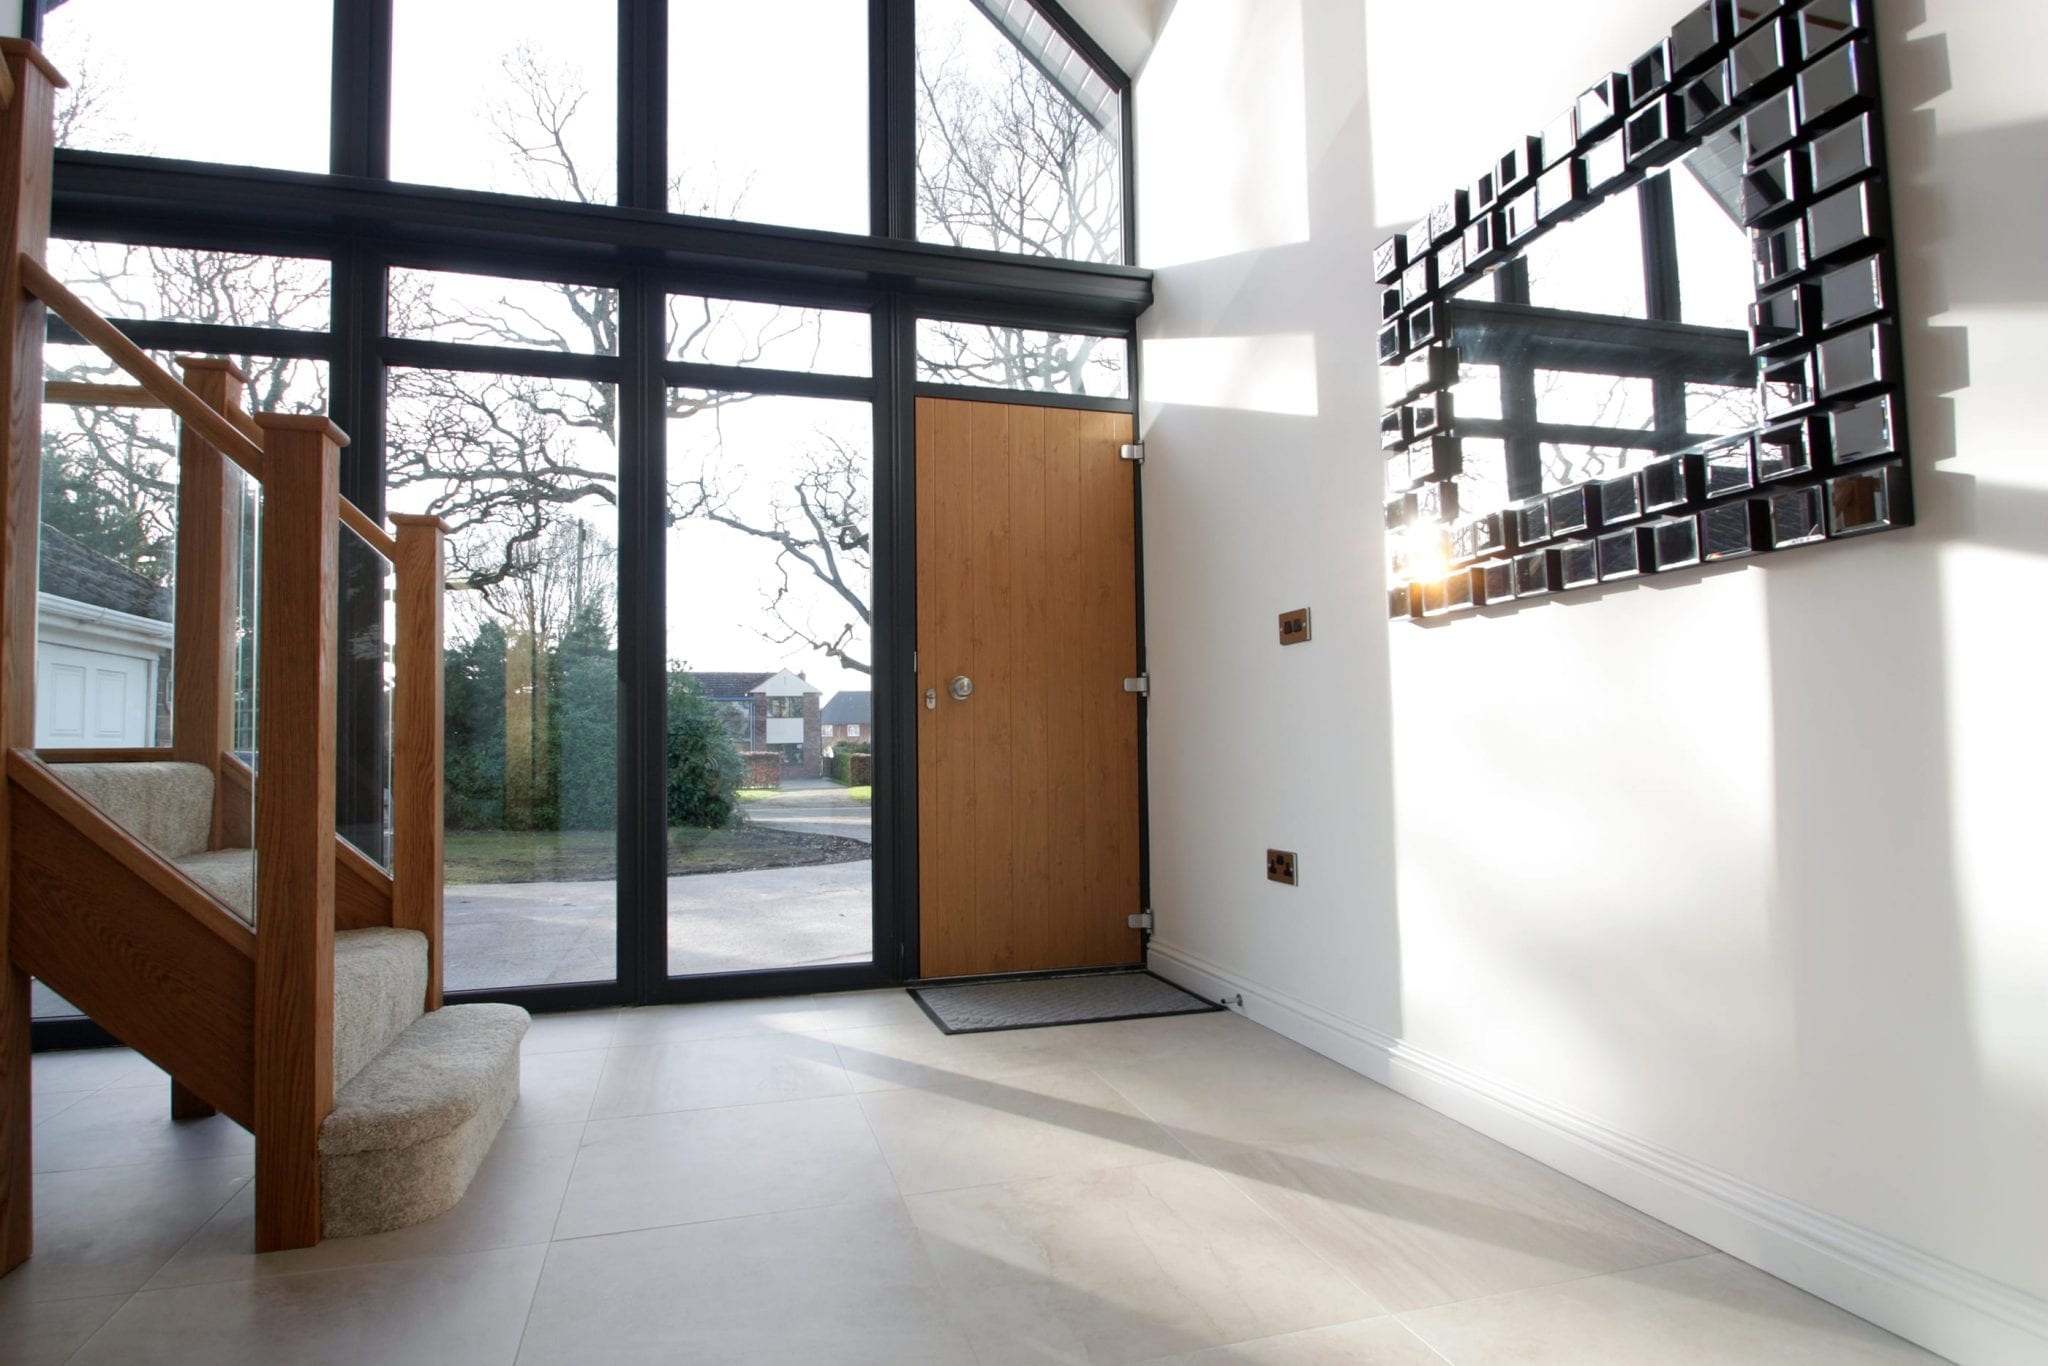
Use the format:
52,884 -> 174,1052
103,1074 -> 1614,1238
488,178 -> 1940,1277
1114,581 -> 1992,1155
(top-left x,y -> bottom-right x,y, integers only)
1148,938 -> 2048,1366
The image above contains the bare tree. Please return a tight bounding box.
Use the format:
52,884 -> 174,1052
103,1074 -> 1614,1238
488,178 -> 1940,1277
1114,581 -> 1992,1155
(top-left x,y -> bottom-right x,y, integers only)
669,427 -> 872,675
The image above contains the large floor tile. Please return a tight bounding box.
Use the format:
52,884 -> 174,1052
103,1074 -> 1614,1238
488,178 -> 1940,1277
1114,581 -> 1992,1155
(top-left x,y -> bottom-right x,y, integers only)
909,1159 -> 1382,1364
0,1291 -> 129,1366
1202,1109 -> 1701,1311
609,989 -> 925,1047
1139,1316 -> 1450,1364
504,1047 -> 606,1128
31,1082 -> 255,1172
519,1009 -> 619,1056
1398,1253 -> 1950,1365
825,1019 -> 1111,1092
554,1096 -> 898,1239
69,1244 -> 547,1366
29,1047 -> 164,1099
0,1157 -> 250,1304
145,1122 -> 584,1288
858,1066 -> 1188,1195
517,1200 -> 975,1365
588,1033 -> 850,1117
1094,1038 -> 1417,1155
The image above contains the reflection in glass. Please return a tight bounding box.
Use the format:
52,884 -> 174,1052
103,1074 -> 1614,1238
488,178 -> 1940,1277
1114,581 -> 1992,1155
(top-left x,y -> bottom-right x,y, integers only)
1768,485 -> 1827,547
393,0 -> 615,203
1829,393 -> 1896,464
665,391 -> 875,976
1453,362 -> 1504,421
1809,113 -> 1875,194
1669,146 -> 1755,330
1703,501 -> 1764,559
1686,382 -> 1761,436
1525,189 -> 1646,318
1536,371 -> 1655,430
385,369 -> 620,992
1827,461 -> 1901,535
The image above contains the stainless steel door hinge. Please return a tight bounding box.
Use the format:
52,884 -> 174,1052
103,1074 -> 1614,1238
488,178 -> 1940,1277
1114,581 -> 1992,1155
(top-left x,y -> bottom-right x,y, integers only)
1128,910 -> 1154,931
1119,442 -> 1144,464
1122,675 -> 1149,696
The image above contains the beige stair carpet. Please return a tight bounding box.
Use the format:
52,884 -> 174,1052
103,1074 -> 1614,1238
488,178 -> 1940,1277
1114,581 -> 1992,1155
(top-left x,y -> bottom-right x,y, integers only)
320,1003 -> 530,1239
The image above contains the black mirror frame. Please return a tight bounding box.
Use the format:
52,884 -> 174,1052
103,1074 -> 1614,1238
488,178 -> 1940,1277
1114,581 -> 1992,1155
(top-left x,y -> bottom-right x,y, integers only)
1380,0 -> 1911,622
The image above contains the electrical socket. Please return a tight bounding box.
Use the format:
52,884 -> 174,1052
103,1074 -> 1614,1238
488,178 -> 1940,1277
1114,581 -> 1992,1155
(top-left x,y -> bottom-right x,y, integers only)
1266,849 -> 1298,886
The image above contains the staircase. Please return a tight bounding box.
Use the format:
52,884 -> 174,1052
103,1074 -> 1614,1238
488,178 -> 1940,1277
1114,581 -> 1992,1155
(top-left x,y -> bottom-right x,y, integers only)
0,39 -> 525,1267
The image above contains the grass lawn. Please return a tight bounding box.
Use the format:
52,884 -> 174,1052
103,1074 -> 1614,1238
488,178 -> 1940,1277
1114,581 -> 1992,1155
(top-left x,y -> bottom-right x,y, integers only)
444,823 -> 865,884
735,788 -> 778,803
845,786 -> 872,804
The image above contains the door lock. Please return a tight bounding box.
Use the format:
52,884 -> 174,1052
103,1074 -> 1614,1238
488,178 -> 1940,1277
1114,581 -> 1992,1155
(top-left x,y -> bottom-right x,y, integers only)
949,675 -> 974,701
924,687 -> 937,710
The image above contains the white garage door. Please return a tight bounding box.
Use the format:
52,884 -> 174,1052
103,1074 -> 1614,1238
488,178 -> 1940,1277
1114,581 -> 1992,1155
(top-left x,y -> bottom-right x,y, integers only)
36,642 -> 157,748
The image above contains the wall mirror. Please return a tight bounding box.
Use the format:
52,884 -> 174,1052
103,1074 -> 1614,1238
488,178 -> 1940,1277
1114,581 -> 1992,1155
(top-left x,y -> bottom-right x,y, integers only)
1380,0 -> 1911,621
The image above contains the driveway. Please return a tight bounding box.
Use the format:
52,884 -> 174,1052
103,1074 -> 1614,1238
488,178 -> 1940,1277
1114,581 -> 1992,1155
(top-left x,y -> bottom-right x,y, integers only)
441,859 -> 873,993
743,777 -> 873,844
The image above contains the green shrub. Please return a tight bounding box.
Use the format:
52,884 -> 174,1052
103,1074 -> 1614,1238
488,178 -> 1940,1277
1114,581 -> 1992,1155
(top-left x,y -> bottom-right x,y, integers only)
666,671 -> 746,828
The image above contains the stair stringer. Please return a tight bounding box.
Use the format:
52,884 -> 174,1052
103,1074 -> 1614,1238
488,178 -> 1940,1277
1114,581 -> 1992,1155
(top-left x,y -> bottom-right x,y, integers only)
7,750 -> 256,1127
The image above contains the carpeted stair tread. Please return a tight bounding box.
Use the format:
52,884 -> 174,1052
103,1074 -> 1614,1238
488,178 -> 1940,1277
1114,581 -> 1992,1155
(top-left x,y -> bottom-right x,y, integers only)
335,928 -> 430,1095
174,848 -> 255,921
321,1003 -> 528,1157
53,761 -> 215,860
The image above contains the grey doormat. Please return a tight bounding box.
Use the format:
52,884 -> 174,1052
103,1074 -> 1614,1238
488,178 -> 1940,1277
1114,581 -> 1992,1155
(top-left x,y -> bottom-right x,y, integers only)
910,970 -> 1221,1034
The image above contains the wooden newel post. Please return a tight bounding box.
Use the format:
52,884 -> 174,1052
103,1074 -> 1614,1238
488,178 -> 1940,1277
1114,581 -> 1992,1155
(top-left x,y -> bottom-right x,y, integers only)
167,359 -> 250,1125
0,38 -> 66,1280
390,513 -> 447,1013
251,414 -> 343,1252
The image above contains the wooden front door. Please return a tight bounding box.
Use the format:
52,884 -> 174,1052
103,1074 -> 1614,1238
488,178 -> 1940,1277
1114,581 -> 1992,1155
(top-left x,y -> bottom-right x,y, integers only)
915,397 -> 1142,979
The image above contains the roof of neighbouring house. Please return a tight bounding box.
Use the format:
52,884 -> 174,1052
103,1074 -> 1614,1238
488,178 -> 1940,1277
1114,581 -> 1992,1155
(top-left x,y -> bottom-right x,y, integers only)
821,691 -> 871,725
38,523 -> 171,620
687,671 -> 771,699
751,669 -> 822,696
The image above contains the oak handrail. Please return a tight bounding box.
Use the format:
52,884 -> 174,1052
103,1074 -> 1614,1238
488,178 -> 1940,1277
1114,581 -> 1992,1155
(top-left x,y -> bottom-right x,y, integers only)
44,371 -> 403,560
339,499 -> 399,560
19,253 -> 268,480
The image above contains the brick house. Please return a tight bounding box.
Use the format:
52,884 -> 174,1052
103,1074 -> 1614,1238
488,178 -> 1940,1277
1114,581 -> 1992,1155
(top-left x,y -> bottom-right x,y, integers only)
820,690 -> 870,752
687,669 -> 825,778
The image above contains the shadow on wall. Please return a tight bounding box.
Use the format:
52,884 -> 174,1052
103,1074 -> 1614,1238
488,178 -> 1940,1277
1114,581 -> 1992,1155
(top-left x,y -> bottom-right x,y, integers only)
1137,0 -> 1404,1032
1763,2 -> 2041,1286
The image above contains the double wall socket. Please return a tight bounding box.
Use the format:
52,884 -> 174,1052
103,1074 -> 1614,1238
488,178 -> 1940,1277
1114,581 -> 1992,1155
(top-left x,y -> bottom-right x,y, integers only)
1266,849 -> 1298,885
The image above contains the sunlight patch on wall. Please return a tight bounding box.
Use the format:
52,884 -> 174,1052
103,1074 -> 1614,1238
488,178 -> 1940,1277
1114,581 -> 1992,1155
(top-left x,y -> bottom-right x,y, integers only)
1137,0 -> 1309,266
1143,333 -> 1320,416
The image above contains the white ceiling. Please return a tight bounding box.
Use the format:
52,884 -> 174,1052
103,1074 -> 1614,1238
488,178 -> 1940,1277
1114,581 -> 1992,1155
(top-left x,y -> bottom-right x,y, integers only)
1054,0 -> 1164,79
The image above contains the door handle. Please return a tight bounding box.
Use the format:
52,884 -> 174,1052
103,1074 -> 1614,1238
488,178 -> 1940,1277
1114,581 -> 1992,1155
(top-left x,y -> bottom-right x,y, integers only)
949,675 -> 974,701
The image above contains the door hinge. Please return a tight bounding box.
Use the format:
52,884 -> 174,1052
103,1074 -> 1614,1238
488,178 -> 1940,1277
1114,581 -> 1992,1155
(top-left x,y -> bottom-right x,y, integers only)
1122,675 -> 1149,696
1119,442 -> 1145,464
1128,910 -> 1154,931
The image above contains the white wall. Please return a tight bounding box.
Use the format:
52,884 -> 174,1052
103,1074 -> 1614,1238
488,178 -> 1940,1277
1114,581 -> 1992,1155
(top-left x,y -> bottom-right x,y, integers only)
1135,2 -> 2048,1362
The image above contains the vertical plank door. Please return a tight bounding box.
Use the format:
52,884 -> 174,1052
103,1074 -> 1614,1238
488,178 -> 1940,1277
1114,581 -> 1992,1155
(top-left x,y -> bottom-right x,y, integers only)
916,397 -> 1140,978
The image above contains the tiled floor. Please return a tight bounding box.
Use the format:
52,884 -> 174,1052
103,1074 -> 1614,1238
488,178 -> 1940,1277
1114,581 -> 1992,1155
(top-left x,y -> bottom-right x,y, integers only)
3,995 -> 1947,1364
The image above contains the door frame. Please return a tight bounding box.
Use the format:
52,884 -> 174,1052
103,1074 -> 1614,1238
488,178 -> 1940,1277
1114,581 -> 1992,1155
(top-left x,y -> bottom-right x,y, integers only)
885,301 -> 1148,984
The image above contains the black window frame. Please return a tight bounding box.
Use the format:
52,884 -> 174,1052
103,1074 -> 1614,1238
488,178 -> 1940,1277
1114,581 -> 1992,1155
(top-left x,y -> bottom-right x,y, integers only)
23,0 -> 1151,1040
